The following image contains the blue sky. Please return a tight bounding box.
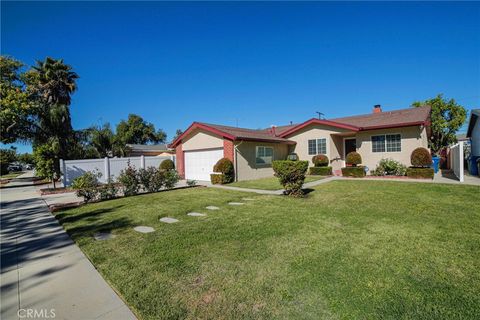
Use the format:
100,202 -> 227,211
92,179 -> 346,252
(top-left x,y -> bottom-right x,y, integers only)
2,1 -> 479,153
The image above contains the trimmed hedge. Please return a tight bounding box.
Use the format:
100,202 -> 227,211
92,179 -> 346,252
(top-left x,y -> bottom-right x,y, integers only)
341,166 -> 365,177
411,147 -> 432,167
272,160 -> 309,197
213,158 -> 234,183
312,155 -> 329,167
160,159 -> 175,170
346,152 -> 362,166
406,167 -> 434,179
309,166 -> 332,176
210,173 -> 225,184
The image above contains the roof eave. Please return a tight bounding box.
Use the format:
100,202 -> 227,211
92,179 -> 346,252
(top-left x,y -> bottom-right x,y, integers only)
359,121 -> 428,131
169,122 -> 236,148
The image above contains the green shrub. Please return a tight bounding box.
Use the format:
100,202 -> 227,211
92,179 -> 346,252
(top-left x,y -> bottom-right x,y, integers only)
371,158 -> 407,176
411,147 -> 432,167
406,167 -> 434,179
309,166 -> 332,175
71,171 -> 101,202
346,152 -> 362,167
272,160 -> 309,197
98,180 -> 118,201
163,170 -> 180,189
0,148 -> 17,175
118,162 -> 140,196
138,167 -> 164,193
210,173 -> 224,184
341,166 -> 365,177
312,155 -> 329,167
213,158 -> 234,183
160,159 -> 175,171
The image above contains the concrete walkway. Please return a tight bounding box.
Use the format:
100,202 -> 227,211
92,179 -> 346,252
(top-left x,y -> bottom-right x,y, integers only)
0,177 -> 136,319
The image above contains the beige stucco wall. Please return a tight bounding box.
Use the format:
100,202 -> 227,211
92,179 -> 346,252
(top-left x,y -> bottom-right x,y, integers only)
356,125 -> 428,172
234,141 -> 289,181
182,129 -> 223,151
286,124 -> 353,171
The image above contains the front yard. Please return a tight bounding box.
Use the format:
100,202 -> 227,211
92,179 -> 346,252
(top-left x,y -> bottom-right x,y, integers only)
56,181 -> 480,319
228,175 -> 325,190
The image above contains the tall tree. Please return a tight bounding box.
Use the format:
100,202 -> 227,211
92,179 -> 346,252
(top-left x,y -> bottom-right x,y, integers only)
116,114 -> 167,145
412,94 -> 467,154
88,123 -> 116,157
172,129 -> 183,141
0,56 -> 36,143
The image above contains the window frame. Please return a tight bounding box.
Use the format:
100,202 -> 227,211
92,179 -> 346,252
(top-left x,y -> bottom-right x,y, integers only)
307,138 -> 328,156
255,146 -> 274,165
370,133 -> 402,153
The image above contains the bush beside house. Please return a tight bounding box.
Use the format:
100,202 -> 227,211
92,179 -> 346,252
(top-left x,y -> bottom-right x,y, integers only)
210,158 -> 234,184
406,147 -> 434,179
309,155 -> 332,175
341,152 -> 365,177
371,158 -> 407,176
272,160 -> 308,197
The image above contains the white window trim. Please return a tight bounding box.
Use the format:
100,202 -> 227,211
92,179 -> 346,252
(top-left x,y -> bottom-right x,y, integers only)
255,146 -> 274,165
370,133 -> 402,153
307,138 -> 329,157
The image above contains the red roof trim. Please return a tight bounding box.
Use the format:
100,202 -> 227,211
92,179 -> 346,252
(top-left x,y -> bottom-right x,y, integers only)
169,122 -> 236,148
279,118 -> 360,137
238,137 -> 296,145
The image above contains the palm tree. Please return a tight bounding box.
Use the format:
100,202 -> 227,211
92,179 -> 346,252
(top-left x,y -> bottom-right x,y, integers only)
30,57 -> 79,106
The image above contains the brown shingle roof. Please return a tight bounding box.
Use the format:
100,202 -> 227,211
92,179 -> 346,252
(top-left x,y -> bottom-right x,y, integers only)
198,122 -> 294,143
330,105 -> 431,130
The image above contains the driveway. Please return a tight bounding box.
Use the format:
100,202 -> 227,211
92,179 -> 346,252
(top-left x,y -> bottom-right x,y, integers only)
0,174 -> 136,319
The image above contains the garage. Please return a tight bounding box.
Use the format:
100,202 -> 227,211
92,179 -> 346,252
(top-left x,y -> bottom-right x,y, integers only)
184,148 -> 224,181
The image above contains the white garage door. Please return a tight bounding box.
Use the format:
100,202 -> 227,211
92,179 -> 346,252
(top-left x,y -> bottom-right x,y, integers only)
184,148 -> 224,181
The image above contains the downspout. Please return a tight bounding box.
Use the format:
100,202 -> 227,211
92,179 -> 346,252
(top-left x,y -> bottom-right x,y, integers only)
234,140 -> 244,182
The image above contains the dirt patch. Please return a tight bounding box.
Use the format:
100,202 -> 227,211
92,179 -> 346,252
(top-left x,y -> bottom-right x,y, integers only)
40,187 -> 74,195
48,201 -> 83,212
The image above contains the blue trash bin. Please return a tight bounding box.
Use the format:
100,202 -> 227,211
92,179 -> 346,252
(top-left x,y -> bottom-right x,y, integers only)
468,156 -> 479,176
431,156 -> 440,174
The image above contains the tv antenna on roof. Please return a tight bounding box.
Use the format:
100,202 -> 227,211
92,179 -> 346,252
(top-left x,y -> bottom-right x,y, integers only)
316,111 -> 324,120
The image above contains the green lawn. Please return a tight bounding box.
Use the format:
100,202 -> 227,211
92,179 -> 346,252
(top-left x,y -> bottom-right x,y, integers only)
56,181 -> 480,319
228,175 -> 325,190
0,171 -> 24,179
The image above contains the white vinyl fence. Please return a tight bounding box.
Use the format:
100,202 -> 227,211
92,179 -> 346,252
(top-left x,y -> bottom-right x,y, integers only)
450,141 -> 464,182
60,155 -> 175,187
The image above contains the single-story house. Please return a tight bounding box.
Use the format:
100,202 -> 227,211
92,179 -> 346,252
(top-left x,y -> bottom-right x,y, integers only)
126,144 -> 174,157
170,105 -> 431,181
466,109 -> 480,157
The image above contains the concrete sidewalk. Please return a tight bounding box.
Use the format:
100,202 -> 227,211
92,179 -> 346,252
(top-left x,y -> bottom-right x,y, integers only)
0,182 -> 136,319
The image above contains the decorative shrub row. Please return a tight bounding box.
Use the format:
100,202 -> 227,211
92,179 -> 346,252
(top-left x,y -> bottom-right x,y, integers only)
309,166 -> 332,176
371,158 -> 407,176
341,166 -> 365,177
72,161 -> 180,202
312,155 -> 329,167
210,158 -> 234,184
406,167 -> 434,179
272,160 -> 309,197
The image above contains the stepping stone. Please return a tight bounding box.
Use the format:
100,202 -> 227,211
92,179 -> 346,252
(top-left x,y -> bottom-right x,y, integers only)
134,226 -> 155,233
187,212 -> 206,217
160,217 -> 179,224
93,232 -> 116,241
206,206 -> 219,210
242,198 -> 255,201
228,202 -> 244,206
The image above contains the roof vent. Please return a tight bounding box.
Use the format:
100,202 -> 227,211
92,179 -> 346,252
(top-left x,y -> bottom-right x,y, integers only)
373,105 -> 382,113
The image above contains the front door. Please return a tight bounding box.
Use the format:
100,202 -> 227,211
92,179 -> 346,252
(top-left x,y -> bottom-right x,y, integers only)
344,138 -> 356,158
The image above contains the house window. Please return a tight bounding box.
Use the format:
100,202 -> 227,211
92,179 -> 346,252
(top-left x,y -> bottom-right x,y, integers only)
386,134 -> 401,152
256,146 -> 274,165
308,138 -> 327,155
371,134 -> 401,152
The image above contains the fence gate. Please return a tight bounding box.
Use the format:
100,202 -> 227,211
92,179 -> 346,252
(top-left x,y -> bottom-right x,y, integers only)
450,141 -> 464,182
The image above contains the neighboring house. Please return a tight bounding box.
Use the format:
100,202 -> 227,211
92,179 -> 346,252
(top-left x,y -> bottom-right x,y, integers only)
125,144 -> 173,157
466,109 -> 480,157
170,105 -> 431,181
